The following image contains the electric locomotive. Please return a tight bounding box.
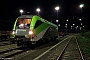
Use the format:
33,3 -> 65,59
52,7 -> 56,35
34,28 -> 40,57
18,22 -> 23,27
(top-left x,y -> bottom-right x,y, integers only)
10,15 -> 58,47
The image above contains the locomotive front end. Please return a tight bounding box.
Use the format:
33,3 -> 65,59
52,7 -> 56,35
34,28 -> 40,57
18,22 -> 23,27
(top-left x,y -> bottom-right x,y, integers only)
10,16 -> 35,47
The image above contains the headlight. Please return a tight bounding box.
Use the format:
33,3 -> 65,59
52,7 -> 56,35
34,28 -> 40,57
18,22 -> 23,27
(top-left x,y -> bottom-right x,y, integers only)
29,30 -> 33,35
12,31 -> 16,34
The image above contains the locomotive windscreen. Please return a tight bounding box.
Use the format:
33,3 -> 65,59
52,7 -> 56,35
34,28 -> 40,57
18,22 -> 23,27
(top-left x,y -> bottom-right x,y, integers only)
16,18 -> 31,29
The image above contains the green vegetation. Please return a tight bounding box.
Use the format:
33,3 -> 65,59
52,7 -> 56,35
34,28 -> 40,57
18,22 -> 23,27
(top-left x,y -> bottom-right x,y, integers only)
77,30 -> 90,55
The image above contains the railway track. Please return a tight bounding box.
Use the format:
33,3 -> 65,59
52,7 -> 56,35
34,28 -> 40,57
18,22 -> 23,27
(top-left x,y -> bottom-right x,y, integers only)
36,36 -> 72,60
0,36 -> 83,60
4,36 -> 66,60
33,36 -> 84,60
0,42 -> 11,46
5,36 -> 70,60
0,41 -> 11,46
56,36 -> 84,60
0,47 -> 32,60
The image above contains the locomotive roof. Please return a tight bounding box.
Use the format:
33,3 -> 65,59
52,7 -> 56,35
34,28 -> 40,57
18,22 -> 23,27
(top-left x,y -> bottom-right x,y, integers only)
18,15 -> 34,18
18,15 -> 41,18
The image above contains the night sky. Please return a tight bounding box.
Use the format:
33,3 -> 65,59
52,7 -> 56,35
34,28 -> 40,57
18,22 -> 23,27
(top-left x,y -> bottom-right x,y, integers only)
0,0 -> 90,31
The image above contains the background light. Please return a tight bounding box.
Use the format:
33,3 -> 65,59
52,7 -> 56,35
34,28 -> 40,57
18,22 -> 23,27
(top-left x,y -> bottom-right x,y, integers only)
55,6 -> 60,10
20,9 -> 23,13
56,20 -> 59,22
73,24 -> 75,26
79,4 -> 84,8
36,8 -> 40,12
79,18 -> 82,21
19,9 -> 23,15
36,8 -> 40,15
66,19 -> 69,22
58,24 -> 60,26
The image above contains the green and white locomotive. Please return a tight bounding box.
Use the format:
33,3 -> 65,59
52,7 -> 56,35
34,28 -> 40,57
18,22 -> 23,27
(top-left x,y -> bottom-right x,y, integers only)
10,15 -> 58,47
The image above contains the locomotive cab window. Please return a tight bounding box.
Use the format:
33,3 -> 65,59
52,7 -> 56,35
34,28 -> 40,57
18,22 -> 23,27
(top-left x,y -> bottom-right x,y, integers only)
34,20 -> 43,29
16,18 -> 32,29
